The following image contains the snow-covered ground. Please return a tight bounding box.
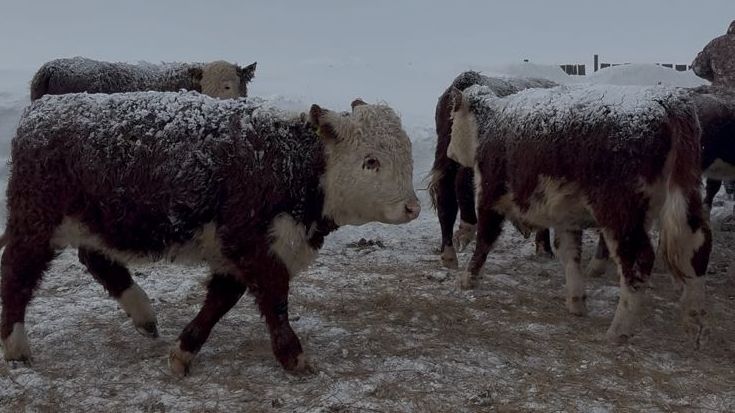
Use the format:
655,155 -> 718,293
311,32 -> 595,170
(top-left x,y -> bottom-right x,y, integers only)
1,63 -> 734,412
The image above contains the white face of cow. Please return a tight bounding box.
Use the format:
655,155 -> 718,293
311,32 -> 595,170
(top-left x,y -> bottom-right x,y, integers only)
200,61 -> 242,99
447,88 -> 479,168
311,99 -> 421,226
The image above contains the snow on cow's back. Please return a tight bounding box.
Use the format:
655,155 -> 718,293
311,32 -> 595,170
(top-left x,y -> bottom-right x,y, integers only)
14,92 -> 297,149
465,83 -> 689,140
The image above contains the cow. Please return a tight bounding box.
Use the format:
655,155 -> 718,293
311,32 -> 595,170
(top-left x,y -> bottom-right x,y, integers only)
0,92 -> 420,375
447,83 -> 711,345
30,57 -> 257,100
587,84 -> 735,276
429,71 -> 558,269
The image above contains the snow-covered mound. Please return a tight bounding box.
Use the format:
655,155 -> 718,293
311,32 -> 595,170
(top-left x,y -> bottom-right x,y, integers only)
585,64 -> 708,87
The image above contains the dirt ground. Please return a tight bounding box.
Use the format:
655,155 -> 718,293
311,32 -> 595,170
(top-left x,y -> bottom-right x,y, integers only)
1,192 -> 734,412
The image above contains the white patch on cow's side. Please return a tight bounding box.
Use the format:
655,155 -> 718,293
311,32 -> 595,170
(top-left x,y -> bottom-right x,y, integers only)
169,341 -> 196,377
702,158 -> 735,180
556,231 -> 586,316
119,283 -> 158,337
447,103 -> 479,168
51,218 -> 236,273
2,323 -> 31,361
493,176 -> 594,231
268,213 -> 318,278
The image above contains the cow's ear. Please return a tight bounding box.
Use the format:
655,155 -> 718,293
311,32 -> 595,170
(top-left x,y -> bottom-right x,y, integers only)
450,87 -> 463,112
239,62 -> 257,81
189,67 -> 203,82
351,98 -> 367,110
310,104 -> 340,143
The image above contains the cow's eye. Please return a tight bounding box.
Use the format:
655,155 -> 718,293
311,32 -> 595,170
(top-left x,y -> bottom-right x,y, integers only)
363,157 -> 380,170
224,86 -> 231,90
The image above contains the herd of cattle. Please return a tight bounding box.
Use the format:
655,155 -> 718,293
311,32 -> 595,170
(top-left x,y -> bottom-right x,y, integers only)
0,56 -> 733,376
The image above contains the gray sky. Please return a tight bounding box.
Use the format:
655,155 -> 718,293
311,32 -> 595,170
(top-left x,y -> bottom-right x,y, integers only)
1,0 -> 733,70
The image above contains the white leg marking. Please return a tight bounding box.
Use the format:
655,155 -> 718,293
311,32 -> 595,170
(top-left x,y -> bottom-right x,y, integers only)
168,340 -> 196,377
680,276 -> 709,349
2,323 -> 31,362
557,232 -> 586,316
119,283 -> 158,337
453,220 -> 477,252
606,278 -> 643,343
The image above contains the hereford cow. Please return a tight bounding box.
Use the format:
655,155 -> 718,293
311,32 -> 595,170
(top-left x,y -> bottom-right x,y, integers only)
447,84 -> 711,345
0,92 -> 420,375
429,71 -> 558,268
587,84 -> 735,276
30,57 -> 257,100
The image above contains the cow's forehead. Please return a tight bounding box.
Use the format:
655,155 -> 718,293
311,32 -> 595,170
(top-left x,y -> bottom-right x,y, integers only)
349,105 -> 411,150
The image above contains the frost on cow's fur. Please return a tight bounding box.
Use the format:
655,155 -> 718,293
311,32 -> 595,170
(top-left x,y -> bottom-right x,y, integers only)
30,57 -> 256,100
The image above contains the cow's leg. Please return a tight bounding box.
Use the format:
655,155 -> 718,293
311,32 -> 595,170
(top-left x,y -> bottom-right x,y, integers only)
586,233 -> 610,277
453,166 -> 477,252
250,262 -> 307,372
603,225 -> 654,343
459,209 -> 504,290
78,248 -> 157,338
554,229 -> 586,315
435,164 -> 460,268
1,239 -> 56,364
169,274 -> 246,376
660,190 -> 712,348
703,179 -> 721,218
535,229 -> 554,258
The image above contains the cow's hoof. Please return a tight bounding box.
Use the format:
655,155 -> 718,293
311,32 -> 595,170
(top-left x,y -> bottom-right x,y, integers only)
585,257 -> 608,278
135,321 -> 159,338
168,344 -> 195,378
458,271 -> 478,290
566,296 -> 587,316
441,246 -> 458,269
285,353 -> 314,375
605,323 -> 634,345
2,323 -> 32,364
683,308 -> 709,350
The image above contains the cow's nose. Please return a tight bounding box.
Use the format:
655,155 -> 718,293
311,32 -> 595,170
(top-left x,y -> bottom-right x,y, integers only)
405,200 -> 421,220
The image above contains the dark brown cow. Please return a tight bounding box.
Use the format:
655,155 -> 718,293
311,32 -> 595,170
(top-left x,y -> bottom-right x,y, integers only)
447,83 -> 711,345
0,92 -> 419,375
30,57 -> 257,100
429,71 -> 557,268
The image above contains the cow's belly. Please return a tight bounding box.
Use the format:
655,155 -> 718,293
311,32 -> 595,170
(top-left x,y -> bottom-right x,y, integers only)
703,158 -> 735,180
51,217 -> 235,272
495,177 -> 596,230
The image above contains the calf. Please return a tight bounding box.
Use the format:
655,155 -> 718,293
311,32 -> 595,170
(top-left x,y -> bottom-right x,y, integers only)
430,71 -> 558,268
447,84 -> 711,345
30,57 -> 257,100
0,92 -> 420,375
587,84 -> 735,276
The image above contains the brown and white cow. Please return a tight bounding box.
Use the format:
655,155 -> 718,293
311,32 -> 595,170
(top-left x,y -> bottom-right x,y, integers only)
0,92 -> 419,375
429,71 -> 558,268
587,84 -> 735,276
30,57 -> 257,100
447,84 -> 711,345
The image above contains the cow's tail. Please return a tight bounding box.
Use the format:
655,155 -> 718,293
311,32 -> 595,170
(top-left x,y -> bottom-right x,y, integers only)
658,101 -> 711,281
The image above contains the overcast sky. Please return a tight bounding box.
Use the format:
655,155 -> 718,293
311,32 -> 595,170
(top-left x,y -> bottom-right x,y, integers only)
1,0 -> 733,71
